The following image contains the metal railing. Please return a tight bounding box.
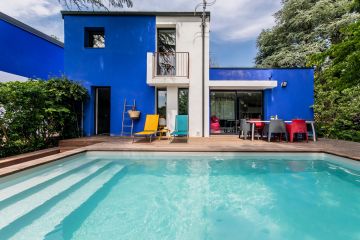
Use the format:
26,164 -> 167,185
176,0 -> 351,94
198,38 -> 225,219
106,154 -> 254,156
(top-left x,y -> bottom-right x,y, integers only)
153,52 -> 189,78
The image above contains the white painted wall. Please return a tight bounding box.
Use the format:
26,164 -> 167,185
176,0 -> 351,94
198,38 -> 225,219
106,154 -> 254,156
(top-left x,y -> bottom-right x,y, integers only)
166,86 -> 178,132
156,16 -> 210,137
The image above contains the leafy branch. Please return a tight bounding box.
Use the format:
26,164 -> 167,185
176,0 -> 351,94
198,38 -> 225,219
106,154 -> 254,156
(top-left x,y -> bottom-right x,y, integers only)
59,0 -> 133,10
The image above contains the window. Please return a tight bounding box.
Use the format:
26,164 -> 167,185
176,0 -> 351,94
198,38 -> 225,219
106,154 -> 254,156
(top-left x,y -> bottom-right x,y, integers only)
85,27 -> 105,48
210,91 -> 263,134
237,91 -> 263,119
178,88 -> 189,115
157,89 -> 167,119
157,28 -> 176,52
157,28 -> 176,75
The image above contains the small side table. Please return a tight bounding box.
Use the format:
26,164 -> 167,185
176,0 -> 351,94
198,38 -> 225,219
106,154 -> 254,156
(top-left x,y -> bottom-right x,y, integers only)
157,128 -> 170,140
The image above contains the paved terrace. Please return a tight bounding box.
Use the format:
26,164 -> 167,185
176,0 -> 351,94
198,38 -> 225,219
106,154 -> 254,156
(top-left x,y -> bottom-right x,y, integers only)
1,136 -> 359,178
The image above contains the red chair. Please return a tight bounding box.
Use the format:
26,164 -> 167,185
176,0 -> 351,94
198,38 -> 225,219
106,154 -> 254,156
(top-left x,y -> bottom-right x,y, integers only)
250,118 -> 265,138
286,119 -> 308,142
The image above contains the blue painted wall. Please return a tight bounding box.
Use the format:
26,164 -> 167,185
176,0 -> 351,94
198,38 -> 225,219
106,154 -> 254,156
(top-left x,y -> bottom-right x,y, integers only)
64,15 -> 156,136
0,19 -> 64,79
210,68 -> 314,120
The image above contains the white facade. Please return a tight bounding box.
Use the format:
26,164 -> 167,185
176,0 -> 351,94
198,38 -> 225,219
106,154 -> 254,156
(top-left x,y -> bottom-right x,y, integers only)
147,15 -> 210,137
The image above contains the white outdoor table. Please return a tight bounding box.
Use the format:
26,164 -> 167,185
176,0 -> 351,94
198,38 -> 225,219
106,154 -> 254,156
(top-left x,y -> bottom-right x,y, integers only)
246,120 -> 316,142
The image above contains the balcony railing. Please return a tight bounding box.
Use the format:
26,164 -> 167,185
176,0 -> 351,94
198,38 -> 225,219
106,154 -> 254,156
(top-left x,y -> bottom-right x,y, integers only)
153,52 -> 189,78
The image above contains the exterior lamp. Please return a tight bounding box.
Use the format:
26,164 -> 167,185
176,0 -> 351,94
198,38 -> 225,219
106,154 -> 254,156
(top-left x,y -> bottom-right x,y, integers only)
281,81 -> 288,88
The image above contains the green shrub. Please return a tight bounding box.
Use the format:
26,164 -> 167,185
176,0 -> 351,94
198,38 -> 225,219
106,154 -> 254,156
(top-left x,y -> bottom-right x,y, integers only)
314,85 -> 360,141
309,21 -> 360,142
0,77 -> 88,158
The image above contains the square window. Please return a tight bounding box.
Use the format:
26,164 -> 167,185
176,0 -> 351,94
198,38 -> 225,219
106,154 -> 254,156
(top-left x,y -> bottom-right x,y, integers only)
85,27 -> 105,48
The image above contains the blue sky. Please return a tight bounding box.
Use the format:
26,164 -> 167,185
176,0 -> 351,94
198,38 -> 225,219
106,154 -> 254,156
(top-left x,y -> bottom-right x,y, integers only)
0,0 -> 281,67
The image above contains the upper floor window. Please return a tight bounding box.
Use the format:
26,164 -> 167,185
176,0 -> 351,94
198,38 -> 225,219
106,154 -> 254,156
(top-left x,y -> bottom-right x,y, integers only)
85,27 -> 105,48
157,28 -> 175,52
157,28 -> 176,75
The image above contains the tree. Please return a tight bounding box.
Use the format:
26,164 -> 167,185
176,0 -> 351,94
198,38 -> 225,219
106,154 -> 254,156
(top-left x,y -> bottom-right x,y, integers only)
59,0 -> 133,10
255,0 -> 359,67
308,20 -> 360,141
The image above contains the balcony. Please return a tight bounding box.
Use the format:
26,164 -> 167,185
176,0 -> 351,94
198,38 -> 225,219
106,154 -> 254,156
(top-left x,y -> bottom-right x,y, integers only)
147,52 -> 190,86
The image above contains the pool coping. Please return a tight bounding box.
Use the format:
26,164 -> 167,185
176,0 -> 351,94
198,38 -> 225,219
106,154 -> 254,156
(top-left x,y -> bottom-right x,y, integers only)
1,145 -> 359,178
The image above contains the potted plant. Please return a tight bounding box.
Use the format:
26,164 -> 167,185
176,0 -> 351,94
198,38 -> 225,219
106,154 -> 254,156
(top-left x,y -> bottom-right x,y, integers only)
128,106 -> 141,120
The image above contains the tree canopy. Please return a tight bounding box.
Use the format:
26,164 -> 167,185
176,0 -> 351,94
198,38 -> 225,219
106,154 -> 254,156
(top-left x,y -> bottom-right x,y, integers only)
256,0 -> 359,67
308,20 -> 360,141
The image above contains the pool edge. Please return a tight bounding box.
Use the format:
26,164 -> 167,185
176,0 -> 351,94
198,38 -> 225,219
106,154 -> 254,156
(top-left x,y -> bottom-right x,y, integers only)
1,146 -> 359,178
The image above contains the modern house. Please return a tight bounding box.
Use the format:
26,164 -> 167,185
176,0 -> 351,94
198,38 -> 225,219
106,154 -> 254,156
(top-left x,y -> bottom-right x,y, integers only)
0,12 -> 64,82
62,11 -> 314,137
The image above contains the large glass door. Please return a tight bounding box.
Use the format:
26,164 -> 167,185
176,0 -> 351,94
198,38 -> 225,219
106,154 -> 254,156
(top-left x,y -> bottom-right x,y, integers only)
237,91 -> 263,119
210,90 -> 263,134
210,91 -> 237,134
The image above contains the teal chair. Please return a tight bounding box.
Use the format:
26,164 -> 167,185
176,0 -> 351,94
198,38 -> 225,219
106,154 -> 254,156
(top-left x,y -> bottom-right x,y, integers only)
170,115 -> 189,142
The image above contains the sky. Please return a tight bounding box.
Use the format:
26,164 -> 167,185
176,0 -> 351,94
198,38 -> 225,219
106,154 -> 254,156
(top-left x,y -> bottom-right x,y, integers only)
0,0 -> 282,67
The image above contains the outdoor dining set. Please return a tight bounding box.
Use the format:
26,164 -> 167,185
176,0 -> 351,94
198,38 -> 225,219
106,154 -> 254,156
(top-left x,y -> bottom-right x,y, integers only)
239,118 -> 316,142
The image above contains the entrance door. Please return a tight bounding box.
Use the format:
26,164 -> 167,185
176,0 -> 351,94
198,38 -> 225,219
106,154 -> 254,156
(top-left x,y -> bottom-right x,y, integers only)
95,87 -> 110,135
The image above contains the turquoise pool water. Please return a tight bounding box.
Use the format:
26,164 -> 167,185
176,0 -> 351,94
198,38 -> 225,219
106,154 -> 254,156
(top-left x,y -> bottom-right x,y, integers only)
0,152 -> 359,240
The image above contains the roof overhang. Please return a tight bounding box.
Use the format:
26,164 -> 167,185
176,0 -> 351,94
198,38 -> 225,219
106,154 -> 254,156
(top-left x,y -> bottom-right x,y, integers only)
0,12 -> 64,47
61,11 -> 210,19
209,80 -> 277,90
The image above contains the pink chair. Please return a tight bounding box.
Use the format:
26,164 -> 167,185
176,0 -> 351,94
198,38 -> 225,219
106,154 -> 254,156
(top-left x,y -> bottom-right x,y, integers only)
210,116 -> 221,134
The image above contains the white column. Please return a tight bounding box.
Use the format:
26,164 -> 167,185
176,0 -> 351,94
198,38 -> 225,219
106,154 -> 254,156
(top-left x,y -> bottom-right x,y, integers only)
166,86 -> 178,132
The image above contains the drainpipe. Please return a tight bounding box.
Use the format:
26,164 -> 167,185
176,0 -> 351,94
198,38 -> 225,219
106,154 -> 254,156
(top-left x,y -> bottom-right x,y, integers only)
201,1 -> 206,137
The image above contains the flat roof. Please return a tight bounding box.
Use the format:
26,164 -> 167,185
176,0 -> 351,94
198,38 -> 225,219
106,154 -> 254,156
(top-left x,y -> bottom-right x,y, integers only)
0,12 -> 64,48
61,11 -> 210,19
210,67 -> 314,70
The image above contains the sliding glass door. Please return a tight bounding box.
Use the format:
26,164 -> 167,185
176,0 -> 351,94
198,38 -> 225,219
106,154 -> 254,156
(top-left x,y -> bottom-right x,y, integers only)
237,91 -> 263,119
210,90 -> 263,134
210,92 -> 236,134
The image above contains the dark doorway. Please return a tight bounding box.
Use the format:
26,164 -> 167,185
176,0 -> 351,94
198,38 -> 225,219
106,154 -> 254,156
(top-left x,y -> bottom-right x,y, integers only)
94,87 -> 110,135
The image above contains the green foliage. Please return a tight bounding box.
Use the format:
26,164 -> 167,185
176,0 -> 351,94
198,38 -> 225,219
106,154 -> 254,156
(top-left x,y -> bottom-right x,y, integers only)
314,85 -> 360,141
309,21 -> 360,141
0,77 -> 88,158
178,89 -> 189,115
59,0 -> 133,10
256,0 -> 359,67
310,21 -> 360,89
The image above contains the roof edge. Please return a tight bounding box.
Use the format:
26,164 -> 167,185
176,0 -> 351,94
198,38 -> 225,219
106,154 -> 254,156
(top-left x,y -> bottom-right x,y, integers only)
210,67 -> 314,70
0,12 -> 64,48
61,11 -> 210,19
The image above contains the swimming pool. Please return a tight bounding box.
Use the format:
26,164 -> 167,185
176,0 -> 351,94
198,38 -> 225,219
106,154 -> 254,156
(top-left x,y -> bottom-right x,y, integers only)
0,152 -> 359,240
